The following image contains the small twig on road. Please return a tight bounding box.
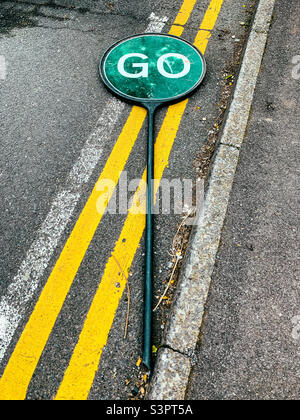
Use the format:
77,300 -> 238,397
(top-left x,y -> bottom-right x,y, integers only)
153,250 -> 182,312
153,209 -> 194,312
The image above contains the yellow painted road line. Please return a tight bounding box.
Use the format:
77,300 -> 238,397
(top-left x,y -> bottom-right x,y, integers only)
174,0 -> 198,26
55,0 -> 225,400
0,0 -> 200,401
0,106 -> 146,401
55,100 -> 188,400
169,0 -> 198,36
194,0 -> 224,51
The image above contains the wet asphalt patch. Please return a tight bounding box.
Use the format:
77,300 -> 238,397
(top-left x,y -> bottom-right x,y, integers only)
0,5 -> 38,35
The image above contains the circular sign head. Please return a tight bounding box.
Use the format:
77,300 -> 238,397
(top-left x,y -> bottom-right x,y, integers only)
100,33 -> 206,107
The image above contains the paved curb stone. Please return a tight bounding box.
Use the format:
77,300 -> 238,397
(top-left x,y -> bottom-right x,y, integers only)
147,0 -> 276,400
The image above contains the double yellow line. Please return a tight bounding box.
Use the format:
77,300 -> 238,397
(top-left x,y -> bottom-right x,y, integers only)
0,0 -> 224,400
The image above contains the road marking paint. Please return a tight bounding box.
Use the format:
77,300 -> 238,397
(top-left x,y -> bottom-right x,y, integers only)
55,100 -> 189,400
168,25 -> 185,37
173,0 -> 198,26
147,12 -> 169,32
0,107 -> 147,401
194,0 -> 223,51
0,11 -> 168,366
0,0 -> 221,399
55,0 -> 224,400
0,13 -> 168,397
0,1 -> 198,399
0,56 -> 7,81
0,98 -> 124,363
169,0 -> 198,36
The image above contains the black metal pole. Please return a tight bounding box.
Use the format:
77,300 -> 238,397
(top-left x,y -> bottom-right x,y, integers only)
142,105 -> 156,372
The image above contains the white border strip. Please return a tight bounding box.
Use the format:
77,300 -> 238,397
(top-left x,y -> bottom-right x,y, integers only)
0,56 -> 7,81
147,0 -> 276,400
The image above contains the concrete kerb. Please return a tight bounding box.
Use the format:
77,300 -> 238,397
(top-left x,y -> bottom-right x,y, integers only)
146,0 -> 276,400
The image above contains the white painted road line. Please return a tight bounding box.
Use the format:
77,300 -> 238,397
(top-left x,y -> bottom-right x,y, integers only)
0,13 -> 168,363
0,99 -> 122,362
147,0 -> 276,400
0,56 -> 6,81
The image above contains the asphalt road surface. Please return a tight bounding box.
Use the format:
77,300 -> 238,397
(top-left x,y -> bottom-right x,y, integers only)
0,0 -> 257,400
187,0 -> 300,400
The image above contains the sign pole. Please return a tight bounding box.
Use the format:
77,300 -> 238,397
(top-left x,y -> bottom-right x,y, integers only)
99,33 -> 206,374
143,104 -> 158,371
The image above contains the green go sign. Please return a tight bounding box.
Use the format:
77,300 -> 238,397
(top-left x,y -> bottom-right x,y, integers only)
100,33 -> 206,105
99,33 -> 206,373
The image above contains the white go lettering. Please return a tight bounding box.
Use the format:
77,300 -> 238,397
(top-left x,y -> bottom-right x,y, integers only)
117,53 -> 149,78
118,52 -> 191,79
157,53 -> 190,79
